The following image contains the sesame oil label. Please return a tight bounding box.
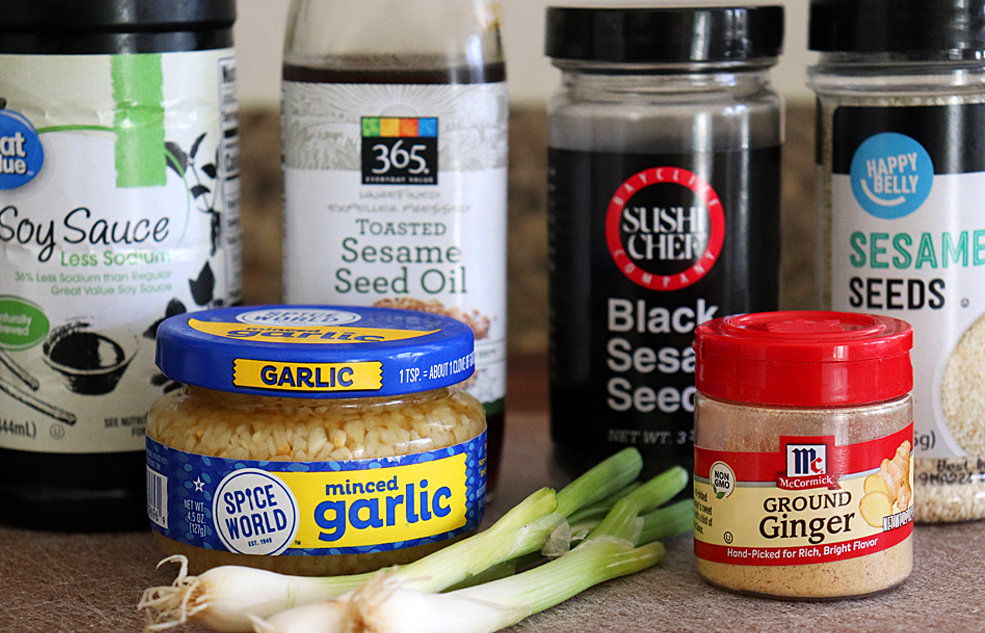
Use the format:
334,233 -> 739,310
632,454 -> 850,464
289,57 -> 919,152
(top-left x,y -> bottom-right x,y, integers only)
146,432 -> 486,555
281,82 -> 507,414
0,51 -> 241,454
694,425 -> 914,565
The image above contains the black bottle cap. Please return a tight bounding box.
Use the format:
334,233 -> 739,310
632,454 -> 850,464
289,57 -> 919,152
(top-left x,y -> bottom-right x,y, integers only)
545,6 -> 784,63
809,0 -> 985,55
0,0 -> 235,32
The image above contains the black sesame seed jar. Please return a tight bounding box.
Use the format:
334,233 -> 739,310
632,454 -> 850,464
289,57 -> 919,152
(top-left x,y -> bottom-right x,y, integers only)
0,0 -> 240,531
545,6 -> 784,481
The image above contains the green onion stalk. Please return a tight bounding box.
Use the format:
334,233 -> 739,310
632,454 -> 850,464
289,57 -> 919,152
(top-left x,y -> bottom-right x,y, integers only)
567,498 -> 695,548
254,540 -> 664,633
253,466 -> 690,633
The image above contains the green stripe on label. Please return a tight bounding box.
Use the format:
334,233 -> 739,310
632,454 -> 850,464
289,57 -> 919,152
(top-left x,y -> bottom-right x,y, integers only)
111,54 -> 166,188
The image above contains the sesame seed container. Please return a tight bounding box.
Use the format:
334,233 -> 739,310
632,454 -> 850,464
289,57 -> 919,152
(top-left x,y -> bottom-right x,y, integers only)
693,311 -> 913,599
146,305 -> 486,576
809,0 -> 985,522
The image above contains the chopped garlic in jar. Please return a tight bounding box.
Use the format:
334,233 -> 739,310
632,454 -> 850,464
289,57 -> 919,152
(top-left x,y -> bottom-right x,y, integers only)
147,305 -> 486,576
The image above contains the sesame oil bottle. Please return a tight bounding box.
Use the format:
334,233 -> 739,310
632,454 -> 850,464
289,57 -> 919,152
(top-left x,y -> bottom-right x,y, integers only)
281,0 -> 508,489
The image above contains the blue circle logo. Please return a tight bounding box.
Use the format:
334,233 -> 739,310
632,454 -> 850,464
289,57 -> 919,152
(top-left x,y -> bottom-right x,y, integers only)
0,109 -> 43,189
850,133 -> 932,219
213,468 -> 300,555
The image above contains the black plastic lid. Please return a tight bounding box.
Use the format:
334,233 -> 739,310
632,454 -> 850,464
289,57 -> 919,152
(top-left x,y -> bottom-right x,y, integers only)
809,0 -> 985,55
0,0 -> 235,54
0,0 -> 235,32
545,6 -> 784,63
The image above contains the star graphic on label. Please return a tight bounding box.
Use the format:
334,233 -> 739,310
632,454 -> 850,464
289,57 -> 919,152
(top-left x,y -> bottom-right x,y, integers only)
193,477 -> 206,492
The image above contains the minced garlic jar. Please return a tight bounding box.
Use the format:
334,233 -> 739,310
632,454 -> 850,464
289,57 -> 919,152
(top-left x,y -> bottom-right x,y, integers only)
146,305 -> 486,576
693,311 -> 913,599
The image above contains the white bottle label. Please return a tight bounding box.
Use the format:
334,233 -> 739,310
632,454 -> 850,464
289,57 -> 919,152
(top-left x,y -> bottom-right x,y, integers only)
282,81 -> 508,409
0,50 -> 241,453
829,104 -> 985,460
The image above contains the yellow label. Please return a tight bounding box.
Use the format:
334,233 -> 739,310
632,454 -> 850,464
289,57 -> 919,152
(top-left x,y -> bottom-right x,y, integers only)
277,454 -> 469,549
233,360 -> 383,392
189,319 -> 438,344
694,434 -> 914,566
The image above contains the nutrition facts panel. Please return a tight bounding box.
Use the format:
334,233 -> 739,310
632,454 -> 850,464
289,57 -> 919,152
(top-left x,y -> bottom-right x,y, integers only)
218,55 -> 243,304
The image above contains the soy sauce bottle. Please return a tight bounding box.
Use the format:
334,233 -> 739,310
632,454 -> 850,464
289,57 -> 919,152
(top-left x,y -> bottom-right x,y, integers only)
282,0 -> 508,490
0,0 -> 240,531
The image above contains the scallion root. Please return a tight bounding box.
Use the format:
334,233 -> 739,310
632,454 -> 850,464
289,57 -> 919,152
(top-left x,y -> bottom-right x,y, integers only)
138,556 -> 208,631
139,555 -> 350,632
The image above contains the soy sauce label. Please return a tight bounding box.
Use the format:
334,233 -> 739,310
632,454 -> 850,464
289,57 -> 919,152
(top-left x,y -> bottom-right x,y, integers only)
548,147 -> 780,476
0,51 -> 241,454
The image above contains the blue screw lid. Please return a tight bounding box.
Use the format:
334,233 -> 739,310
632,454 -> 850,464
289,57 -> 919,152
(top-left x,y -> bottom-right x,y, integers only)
155,305 -> 475,398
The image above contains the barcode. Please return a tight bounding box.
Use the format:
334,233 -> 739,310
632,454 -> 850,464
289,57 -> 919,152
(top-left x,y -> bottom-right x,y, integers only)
147,467 -> 168,529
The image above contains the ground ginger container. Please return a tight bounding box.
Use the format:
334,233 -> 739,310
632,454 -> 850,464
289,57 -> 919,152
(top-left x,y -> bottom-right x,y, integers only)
146,305 -> 486,575
693,311 -> 914,599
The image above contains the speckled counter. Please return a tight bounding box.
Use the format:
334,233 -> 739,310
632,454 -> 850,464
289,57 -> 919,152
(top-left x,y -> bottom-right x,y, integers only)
0,370 -> 982,633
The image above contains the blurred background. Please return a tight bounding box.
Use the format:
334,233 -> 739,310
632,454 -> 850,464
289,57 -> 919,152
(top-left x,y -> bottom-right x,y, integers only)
235,0 -> 817,355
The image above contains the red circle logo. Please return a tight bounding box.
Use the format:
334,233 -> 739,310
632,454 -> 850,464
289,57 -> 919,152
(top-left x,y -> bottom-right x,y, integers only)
605,167 -> 725,291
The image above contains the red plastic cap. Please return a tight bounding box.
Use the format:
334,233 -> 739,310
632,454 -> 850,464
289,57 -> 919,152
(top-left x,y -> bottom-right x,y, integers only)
694,311 -> 913,407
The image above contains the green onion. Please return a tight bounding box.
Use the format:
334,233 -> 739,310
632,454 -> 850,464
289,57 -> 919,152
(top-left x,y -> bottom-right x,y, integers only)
452,540 -> 663,625
139,556 -> 349,633
254,464 -> 678,633
139,449 -> 644,632
255,540 -> 665,633
443,559 -> 516,592
569,498 -> 695,546
139,488 -> 556,632
565,482 -> 641,526
554,448 -> 643,517
638,498 -> 695,544
588,466 -> 689,541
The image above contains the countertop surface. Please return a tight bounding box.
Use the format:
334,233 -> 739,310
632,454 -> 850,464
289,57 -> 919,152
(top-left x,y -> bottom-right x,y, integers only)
1,355 -> 983,633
